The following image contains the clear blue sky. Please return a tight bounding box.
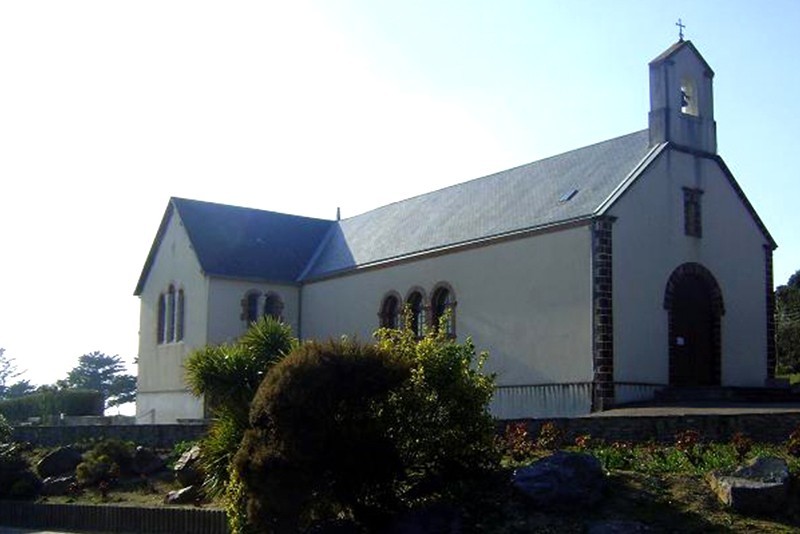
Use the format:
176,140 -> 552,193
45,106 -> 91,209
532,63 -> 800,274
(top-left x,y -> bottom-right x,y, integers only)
0,1 -> 798,389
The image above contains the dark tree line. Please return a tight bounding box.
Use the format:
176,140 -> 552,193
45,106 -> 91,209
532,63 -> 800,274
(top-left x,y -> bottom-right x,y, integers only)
776,269 -> 800,374
0,349 -> 135,409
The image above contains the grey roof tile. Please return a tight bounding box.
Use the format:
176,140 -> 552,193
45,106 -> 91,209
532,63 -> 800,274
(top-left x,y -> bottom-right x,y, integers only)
302,129 -> 652,279
172,197 -> 333,283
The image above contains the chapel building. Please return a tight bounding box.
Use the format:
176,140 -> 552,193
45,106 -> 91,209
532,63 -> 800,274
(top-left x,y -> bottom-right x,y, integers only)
134,39 -> 776,424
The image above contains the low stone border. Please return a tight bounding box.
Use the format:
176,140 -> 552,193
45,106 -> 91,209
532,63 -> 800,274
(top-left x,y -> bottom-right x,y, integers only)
0,502 -> 228,534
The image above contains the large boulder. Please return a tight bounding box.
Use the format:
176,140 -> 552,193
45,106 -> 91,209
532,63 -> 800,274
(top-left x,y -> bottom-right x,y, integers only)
131,446 -> 166,476
164,484 -> 201,505
174,445 -> 204,487
512,451 -> 606,510
41,475 -> 77,496
707,456 -> 790,515
36,446 -> 83,478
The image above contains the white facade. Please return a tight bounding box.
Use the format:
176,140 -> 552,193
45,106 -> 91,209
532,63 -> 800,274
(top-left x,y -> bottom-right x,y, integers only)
136,210 -> 207,423
303,224 -> 594,390
611,150 -> 770,403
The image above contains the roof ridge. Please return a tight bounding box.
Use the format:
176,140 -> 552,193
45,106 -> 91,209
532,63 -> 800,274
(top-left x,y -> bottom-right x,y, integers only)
171,196 -> 334,224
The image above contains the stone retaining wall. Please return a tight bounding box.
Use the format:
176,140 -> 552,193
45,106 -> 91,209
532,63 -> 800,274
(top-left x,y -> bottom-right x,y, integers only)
520,412 -> 800,444
11,423 -> 208,448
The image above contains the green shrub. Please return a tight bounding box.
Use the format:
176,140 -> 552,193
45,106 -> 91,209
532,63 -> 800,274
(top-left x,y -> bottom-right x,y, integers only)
75,439 -> 134,487
233,318 -> 497,532
535,421 -> 564,451
375,322 -> 498,505
235,338 -> 410,532
0,443 -> 40,500
498,422 -> 536,463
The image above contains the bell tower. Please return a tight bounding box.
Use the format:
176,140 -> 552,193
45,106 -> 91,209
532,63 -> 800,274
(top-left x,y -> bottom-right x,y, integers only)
648,39 -> 717,154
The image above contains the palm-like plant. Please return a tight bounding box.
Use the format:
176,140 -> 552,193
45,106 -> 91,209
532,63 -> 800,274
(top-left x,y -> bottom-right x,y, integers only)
184,317 -> 296,496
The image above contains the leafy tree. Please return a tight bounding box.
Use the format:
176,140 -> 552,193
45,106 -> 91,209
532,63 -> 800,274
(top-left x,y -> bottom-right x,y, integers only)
3,380 -> 35,399
0,349 -> 27,400
776,269 -> 800,374
61,352 -> 136,409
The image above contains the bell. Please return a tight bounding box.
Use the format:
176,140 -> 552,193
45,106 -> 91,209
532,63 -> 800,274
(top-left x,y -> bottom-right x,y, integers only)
681,89 -> 690,108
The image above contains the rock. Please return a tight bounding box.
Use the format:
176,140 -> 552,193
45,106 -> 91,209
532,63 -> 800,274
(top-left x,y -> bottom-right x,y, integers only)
164,484 -> 201,505
707,456 -> 789,514
587,519 -> 651,533
174,445 -> 204,487
386,503 -> 461,534
512,451 -> 606,510
131,446 -> 166,476
41,475 -> 77,496
36,446 -> 83,478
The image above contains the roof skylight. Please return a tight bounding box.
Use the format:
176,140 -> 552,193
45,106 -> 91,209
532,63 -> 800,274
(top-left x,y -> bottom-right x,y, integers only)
559,188 -> 579,203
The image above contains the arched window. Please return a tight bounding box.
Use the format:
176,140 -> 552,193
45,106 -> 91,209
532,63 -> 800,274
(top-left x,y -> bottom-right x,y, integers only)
680,77 -> 698,116
264,292 -> 284,322
379,293 -> 401,329
406,290 -> 425,338
431,284 -> 456,338
166,285 -> 176,342
157,284 -> 186,344
176,289 -> 185,342
244,291 -> 261,324
157,293 -> 166,344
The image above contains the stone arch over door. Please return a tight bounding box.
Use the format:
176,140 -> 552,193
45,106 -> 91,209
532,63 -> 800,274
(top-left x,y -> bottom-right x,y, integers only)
663,262 -> 725,386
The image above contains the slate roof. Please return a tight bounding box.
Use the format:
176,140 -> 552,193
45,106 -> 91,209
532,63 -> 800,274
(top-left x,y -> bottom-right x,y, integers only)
301,129 -> 654,280
134,198 -> 334,294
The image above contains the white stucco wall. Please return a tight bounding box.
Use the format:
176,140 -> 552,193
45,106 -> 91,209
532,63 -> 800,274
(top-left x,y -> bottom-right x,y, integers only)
206,278 -> 300,344
302,226 -> 594,418
136,210 -> 208,423
611,149 -> 769,400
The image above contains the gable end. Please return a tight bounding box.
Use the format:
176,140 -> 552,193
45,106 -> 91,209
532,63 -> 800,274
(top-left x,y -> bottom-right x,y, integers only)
134,200 -> 178,296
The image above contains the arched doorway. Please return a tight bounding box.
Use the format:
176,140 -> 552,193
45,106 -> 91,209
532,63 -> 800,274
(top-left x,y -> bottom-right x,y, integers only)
663,263 -> 724,386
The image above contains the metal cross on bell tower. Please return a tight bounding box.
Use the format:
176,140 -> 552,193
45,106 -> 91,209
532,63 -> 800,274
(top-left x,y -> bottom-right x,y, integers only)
676,18 -> 686,41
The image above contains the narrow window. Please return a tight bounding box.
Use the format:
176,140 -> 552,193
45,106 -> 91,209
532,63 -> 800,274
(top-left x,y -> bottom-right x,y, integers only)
244,292 -> 261,324
431,285 -> 456,338
157,293 -> 166,344
166,285 -> 176,342
407,291 -> 425,338
683,187 -> 703,237
379,294 -> 400,329
176,289 -> 185,342
264,293 -> 284,321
